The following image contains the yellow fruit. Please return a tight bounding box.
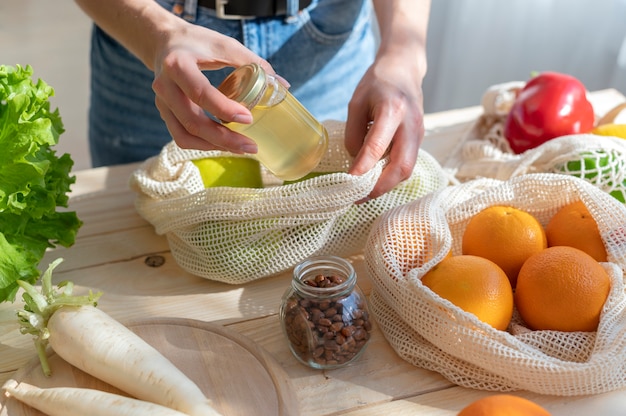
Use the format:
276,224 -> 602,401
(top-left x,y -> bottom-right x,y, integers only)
458,394 -> 551,416
192,156 -> 263,188
545,201 -> 608,262
515,246 -> 611,332
591,123 -> 626,139
462,205 -> 547,288
421,255 -> 514,331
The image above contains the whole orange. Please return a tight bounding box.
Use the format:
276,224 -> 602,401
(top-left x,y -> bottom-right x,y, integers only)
515,246 -> 611,332
421,255 -> 514,331
462,205 -> 547,288
545,200 -> 608,262
458,394 -> 551,416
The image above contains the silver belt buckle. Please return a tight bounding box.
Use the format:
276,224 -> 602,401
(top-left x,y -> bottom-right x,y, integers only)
215,0 -> 255,19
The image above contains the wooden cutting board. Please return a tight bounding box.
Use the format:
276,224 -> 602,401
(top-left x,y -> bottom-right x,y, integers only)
0,317 -> 299,416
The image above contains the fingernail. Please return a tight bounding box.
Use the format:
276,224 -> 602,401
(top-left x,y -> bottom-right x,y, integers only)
275,74 -> 291,89
232,113 -> 253,124
240,143 -> 258,154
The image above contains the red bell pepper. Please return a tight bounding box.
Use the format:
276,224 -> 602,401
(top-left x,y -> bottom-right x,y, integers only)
503,72 -> 595,154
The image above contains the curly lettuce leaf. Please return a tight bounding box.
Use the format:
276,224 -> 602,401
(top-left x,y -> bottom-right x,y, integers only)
0,64 -> 82,303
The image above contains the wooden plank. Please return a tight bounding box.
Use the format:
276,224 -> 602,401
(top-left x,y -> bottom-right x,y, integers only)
41,225 -> 170,273
337,384 -> 626,416
67,164 -> 148,237
70,192 -> 147,238
70,163 -> 140,197
0,254 -> 292,385
231,315 -> 453,416
0,251 -> 442,411
2,319 -> 300,416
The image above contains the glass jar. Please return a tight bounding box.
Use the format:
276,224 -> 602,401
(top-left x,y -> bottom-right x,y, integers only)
217,63 -> 328,181
279,256 -> 372,370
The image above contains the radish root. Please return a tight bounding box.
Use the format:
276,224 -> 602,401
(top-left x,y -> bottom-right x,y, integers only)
16,258 -> 101,377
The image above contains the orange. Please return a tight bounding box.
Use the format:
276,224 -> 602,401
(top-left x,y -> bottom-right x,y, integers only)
421,255 -> 514,331
462,205 -> 547,288
515,246 -> 611,332
545,200 -> 608,262
458,394 -> 551,416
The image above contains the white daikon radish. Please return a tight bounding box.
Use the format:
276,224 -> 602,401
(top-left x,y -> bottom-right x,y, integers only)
46,305 -> 221,416
16,259 -> 222,416
2,379 -> 190,416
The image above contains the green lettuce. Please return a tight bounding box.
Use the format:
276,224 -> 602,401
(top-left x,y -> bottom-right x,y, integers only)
0,64 -> 82,303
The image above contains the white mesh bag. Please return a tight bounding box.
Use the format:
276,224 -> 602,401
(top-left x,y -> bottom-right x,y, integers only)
444,82 -> 626,203
365,173 -> 626,395
129,121 -> 449,284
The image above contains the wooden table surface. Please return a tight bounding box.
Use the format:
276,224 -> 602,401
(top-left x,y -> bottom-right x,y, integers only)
2,89 -> 626,415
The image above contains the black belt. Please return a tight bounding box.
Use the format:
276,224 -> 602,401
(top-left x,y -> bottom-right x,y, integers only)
197,0 -> 313,19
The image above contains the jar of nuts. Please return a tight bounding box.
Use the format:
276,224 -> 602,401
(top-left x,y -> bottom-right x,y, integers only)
279,256 -> 372,370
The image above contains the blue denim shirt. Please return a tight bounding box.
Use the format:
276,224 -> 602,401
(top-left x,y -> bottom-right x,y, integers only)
88,0 -> 375,166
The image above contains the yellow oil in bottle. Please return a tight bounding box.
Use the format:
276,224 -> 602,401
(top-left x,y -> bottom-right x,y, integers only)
219,64 -> 328,181
226,95 -> 328,181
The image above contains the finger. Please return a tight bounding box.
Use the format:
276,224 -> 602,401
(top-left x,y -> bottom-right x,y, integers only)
157,53 -> 252,123
186,40 -> 290,111
155,96 -> 227,152
348,111 -> 402,177
361,115 -> 424,202
344,96 -> 371,157
368,126 -> 421,200
196,35 -> 275,76
155,95 -> 256,154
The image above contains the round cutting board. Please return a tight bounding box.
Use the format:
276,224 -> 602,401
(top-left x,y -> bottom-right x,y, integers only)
0,317 -> 299,416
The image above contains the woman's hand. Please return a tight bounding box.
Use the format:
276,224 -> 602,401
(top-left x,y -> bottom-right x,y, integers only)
344,57 -> 426,201
75,0 -> 280,155
151,21 -> 276,154
346,0 -> 430,201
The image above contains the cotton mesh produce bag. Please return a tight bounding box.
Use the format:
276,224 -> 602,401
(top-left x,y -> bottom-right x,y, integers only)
444,82 -> 626,203
129,120 -> 449,284
365,173 -> 626,395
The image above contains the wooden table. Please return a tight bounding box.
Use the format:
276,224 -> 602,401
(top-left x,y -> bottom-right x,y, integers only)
2,89 -> 626,415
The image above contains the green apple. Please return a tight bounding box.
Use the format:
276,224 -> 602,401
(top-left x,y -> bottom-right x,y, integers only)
558,151 -> 626,202
192,156 -> 263,188
196,219 -> 284,281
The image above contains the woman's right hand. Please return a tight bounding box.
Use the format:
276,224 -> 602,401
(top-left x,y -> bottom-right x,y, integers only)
75,0 -> 278,154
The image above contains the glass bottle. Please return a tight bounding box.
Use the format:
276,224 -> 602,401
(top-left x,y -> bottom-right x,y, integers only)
279,256 -> 372,370
217,63 -> 328,181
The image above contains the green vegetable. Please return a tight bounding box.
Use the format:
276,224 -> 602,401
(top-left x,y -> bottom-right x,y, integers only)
0,64 -> 82,303
556,150 -> 626,203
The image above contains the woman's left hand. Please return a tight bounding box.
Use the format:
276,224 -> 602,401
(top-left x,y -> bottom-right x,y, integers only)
344,57 -> 426,201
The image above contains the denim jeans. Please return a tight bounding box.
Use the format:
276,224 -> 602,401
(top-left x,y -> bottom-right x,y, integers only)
88,0 -> 376,167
